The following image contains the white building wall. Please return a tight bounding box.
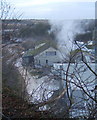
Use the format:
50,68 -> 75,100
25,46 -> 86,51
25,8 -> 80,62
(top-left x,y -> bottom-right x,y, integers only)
53,63 -> 95,89
34,47 -> 63,66
53,63 -> 96,117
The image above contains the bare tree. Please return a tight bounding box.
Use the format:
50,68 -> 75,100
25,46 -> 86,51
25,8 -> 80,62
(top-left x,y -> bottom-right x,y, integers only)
1,3 -> 96,119
1,0 -> 25,98
25,20 -> 97,119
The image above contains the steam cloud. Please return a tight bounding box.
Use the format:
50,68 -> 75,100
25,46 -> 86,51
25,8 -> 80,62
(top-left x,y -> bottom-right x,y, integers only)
49,19 -> 85,56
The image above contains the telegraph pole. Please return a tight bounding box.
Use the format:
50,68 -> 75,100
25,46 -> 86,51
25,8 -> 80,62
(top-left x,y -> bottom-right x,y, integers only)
94,26 -> 97,120
93,25 -> 97,120
94,3 -> 97,118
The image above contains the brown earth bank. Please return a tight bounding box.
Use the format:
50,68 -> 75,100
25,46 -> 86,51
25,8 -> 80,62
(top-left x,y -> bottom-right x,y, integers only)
2,86 -> 51,119
2,86 -> 95,120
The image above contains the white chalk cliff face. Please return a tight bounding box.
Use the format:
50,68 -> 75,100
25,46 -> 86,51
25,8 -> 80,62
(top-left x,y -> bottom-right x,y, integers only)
26,75 -> 60,103
15,58 -> 60,103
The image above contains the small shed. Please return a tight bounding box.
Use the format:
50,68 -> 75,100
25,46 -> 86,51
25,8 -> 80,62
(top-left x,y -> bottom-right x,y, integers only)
22,55 -> 34,67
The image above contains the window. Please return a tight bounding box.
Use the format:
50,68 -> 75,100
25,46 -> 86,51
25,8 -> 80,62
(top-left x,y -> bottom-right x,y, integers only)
46,51 -> 56,56
46,60 -> 48,64
60,65 -> 63,69
39,60 -> 40,64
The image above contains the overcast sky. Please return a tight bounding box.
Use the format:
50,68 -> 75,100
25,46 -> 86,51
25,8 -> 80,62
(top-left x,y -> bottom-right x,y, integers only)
7,0 -> 96,19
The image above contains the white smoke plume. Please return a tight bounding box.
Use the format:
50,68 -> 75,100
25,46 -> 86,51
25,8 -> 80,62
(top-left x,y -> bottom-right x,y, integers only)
49,19 -> 83,56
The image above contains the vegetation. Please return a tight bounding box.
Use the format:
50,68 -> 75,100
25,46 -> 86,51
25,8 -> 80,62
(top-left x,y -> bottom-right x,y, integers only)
19,22 -> 51,38
3,86 -> 54,119
2,0 -> 97,118
74,19 -> 94,43
74,32 -> 92,42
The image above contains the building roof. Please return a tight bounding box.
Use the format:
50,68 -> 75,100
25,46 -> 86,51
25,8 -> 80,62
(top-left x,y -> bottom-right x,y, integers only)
23,40 -> 57,57
70,49 -> 94,63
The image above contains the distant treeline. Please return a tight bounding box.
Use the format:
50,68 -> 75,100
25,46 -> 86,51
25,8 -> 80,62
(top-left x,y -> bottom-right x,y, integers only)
19,22 -> 51,38
2,19 -> 96,43
74,19 -> 95,43
2,19 -> 56,41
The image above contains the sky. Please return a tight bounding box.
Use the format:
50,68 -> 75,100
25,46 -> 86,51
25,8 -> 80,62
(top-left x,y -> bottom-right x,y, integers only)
7,0 -> 96,19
